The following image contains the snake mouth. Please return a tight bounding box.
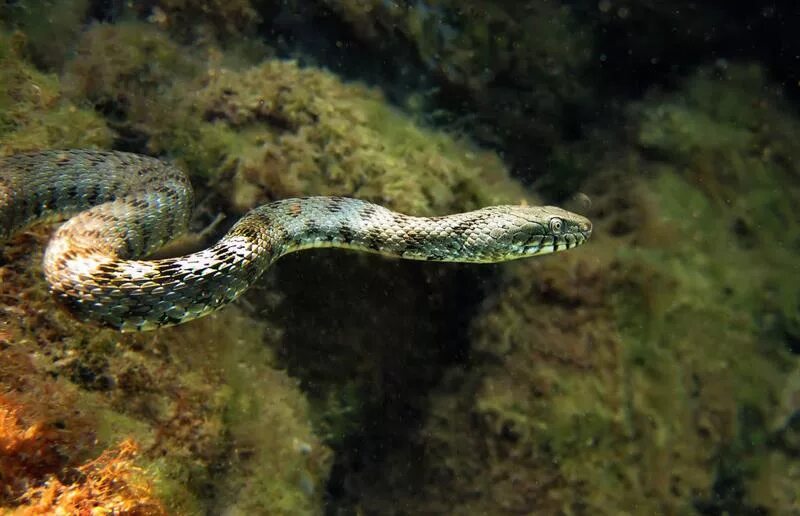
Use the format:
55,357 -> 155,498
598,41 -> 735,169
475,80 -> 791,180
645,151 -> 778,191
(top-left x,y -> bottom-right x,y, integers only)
555,231 -> 590,252
564,218 -> 592,250
523,226 -> 591,256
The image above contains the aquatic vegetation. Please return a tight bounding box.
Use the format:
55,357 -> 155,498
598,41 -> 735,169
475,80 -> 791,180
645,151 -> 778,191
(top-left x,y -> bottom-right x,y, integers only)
347,63 -> 800,513
0,225 -> 331,513
0,392 -> 84,504
14,440 -> 166,514
0,31 -> 112,155
0,0 -> 91,69
322,0 -> 592,163
129,0 -> 262,42
160,59 -> 528,214
633,64 -> 800,347
324,1 -> 589,99
63,22 -> 199,146
62,22 -> 528,216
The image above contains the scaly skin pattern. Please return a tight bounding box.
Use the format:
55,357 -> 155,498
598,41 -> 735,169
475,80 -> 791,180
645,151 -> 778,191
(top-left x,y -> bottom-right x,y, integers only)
0,150 -> 592,331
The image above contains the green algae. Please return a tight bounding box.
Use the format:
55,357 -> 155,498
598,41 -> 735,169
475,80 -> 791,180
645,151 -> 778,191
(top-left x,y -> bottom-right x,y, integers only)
635,64 -> 800,348
129,0 -> 262,43
351,63 -> 800,514
212,324 -> 332,514
0,31 -> 112,154
61,22 -> 528,215
322,0 -> 592,162
0,0 -> 90,70
63,22 -> 200,143
162,59 -> 528,214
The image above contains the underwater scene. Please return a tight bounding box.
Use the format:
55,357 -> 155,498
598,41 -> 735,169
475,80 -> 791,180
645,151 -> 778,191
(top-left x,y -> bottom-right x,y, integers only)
0,1 -> 799,514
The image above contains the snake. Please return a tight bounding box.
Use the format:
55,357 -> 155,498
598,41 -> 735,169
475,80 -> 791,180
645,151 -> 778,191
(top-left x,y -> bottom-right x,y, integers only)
0,150 -> 592,332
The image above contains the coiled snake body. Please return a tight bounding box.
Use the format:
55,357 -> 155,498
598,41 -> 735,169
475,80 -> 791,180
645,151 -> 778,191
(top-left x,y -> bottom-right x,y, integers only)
0,150 -> 592,331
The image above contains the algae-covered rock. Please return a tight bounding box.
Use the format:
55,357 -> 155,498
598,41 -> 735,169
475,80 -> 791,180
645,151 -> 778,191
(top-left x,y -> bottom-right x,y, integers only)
350,63 -> 800,514
2,28 -> 336,505
129,0 -> 262,42
0,31 -> 112,154
0,230 -> 331,514
174,59 -> 528,214
62,22 -> 528,215
325,0 -> 590,92
322,0 -> 593,170
4,19 -> 534,514
63,22 -> 199,149
0,0 -> 91,70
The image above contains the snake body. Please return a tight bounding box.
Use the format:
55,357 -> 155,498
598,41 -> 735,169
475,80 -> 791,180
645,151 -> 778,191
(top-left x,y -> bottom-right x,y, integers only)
0,150 -> 592,332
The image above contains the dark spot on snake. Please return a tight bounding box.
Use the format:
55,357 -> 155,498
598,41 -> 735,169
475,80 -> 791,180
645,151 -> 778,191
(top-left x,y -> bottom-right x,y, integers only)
232,223 -> 263,242
360,204 -> 377,218
85,184 -> 100,205
363,228 -> 383,251
156,259 -> 182,271
123,236 -> 137,258
399,240 -> 425,256
288,203 -> 302,217
125,303 -> 158,321
162,313 -> 185,327
392,213 -> 411,225
109,181 -> 122,194
55,154 -> 72,165
65,184 -> 79,200
305,220 -> 320,235
338,224 -> 354,243
210,245 -> 234,263
327,197 -> 346,214
160,208 -> 176,241
452,220 -> 477,234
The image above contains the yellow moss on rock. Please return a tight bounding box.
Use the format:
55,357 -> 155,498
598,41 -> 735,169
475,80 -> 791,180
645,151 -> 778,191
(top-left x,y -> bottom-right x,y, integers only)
156,59 -> 528,215
373,164 -> 794,514
358,64 -> 800,514
61,22 -> 528,217
0,32 -> 112,154
63,22 -> 199,127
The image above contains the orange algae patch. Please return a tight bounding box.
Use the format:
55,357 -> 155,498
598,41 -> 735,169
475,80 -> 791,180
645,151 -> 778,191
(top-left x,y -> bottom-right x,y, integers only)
0,394 -> 65,501
13,439 -> 165,516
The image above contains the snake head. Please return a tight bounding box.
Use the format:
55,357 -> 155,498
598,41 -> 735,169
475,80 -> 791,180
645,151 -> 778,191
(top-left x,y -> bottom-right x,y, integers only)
499,205 -> 592,258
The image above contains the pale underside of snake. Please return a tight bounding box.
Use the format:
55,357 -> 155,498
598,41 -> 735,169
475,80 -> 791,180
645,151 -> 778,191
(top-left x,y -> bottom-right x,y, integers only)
0,150 -> 592,332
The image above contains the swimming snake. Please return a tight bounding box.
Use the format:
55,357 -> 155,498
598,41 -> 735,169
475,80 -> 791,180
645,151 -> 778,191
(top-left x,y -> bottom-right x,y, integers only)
0,150 -> 592,331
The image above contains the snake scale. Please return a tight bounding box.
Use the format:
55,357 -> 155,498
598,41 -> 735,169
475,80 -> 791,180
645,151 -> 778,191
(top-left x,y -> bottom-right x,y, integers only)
0,150 -> 592,332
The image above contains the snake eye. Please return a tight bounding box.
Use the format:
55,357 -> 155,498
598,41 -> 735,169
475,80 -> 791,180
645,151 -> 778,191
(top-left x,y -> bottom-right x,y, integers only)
549,217 -> 563,234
